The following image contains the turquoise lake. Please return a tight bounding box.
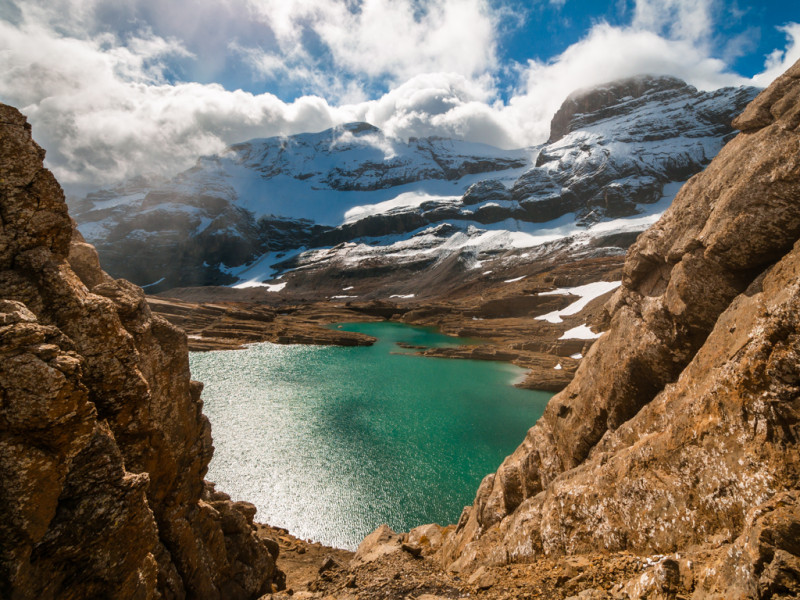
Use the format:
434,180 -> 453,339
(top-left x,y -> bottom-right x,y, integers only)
190,321 -> 551,550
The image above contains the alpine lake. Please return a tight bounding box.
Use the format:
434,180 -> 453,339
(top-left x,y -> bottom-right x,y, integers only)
190,321 -> 552,550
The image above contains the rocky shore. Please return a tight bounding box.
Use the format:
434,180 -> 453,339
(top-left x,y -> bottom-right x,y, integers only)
149,253 -> 623,392
146,296 -> 379,351
0,103 -> 284,599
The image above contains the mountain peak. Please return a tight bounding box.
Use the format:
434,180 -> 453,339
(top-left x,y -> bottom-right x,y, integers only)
338,122 -> 381,136
548,74 -> 693,143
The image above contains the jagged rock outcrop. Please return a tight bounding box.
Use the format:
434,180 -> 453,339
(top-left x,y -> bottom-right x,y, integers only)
433,60 -> 800,596
0,105 -> 282,598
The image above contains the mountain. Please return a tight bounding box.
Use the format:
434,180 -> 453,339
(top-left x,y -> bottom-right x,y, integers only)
69,125 -> 529,290
71,76 -> 758,295
3,57 -> 800,600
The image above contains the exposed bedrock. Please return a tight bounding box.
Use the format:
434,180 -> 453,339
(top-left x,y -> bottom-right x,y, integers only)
436,60 -> 800,596
0,104 -> 282,598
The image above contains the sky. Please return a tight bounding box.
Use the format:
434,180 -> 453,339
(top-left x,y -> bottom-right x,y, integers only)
1,0 -> 798,195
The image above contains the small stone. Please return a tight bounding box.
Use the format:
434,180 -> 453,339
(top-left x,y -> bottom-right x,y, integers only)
318,556 -> 339,574
401,543 -> 422,557
468,566 -> 497,590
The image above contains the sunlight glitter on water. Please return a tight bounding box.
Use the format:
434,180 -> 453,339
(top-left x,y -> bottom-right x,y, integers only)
190,322 -> 551,550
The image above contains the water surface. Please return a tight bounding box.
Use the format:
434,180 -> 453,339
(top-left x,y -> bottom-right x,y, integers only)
190,321 -> 551,549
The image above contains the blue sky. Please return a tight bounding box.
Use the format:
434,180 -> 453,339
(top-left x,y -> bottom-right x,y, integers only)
1,0 -> 798,192
501,1 -> 796,79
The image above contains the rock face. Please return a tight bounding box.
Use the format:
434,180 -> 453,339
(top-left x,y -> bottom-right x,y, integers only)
548,75 -> 692,143
0,105 -> 282,598
70,78 -> 756,294
435,60 -> 800,596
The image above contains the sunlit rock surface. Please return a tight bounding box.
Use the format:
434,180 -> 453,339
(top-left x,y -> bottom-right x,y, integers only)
431,59 -> 800,599
0,103 -> 283,599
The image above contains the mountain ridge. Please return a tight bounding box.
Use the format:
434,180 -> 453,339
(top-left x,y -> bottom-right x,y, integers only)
70,75 -> 758,294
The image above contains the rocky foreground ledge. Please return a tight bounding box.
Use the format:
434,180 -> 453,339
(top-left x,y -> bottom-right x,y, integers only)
0,105 -> 284,598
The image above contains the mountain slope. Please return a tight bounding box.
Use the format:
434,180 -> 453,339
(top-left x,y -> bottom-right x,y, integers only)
424,58 -> 800,598
71,77 -> 758,294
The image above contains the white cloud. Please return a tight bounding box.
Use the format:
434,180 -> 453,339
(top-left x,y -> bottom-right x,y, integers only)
499,23 -> 748,144
1,0 -> 799,196
632,0 -> 716,47
347,73 -> 519,148
753,22 -> 800,86
0,15 -> 351,191
242,0 -> 502,85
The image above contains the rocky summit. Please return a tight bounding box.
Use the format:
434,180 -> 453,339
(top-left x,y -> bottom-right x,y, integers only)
70,76 -> 757,295
0,105 -> 284,598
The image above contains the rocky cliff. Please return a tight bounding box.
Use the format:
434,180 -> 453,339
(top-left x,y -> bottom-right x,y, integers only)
0,105 -> 282,598
424,59 -> 800,598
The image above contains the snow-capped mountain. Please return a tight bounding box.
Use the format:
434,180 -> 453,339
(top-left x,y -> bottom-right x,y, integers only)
70,76 -> 758,293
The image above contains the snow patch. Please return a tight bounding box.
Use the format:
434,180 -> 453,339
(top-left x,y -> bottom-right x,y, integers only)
343,191 -> 460,224
560,324 -> 603,340
389,294 -> 415,299
570,353 -> 583,359
233,280 -> 287,291
536,281 -> 622,323
504,275 -> 526,283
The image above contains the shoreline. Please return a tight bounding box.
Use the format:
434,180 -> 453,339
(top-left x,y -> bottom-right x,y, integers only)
149,254 -> 624,392
148,293 -> 612,392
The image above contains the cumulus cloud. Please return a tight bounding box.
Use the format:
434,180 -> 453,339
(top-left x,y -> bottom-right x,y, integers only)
632,0 -> 716,47
753,22 -> 800,86
242,0 -> 501,86
1,0 -> 799,195
500,23 -> 748,144
0,14 -> 350,191
346,73 -> 519,148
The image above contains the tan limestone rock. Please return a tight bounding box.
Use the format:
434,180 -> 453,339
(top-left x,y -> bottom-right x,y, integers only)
0,103 -> 282,599
436,59 -> 800,598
